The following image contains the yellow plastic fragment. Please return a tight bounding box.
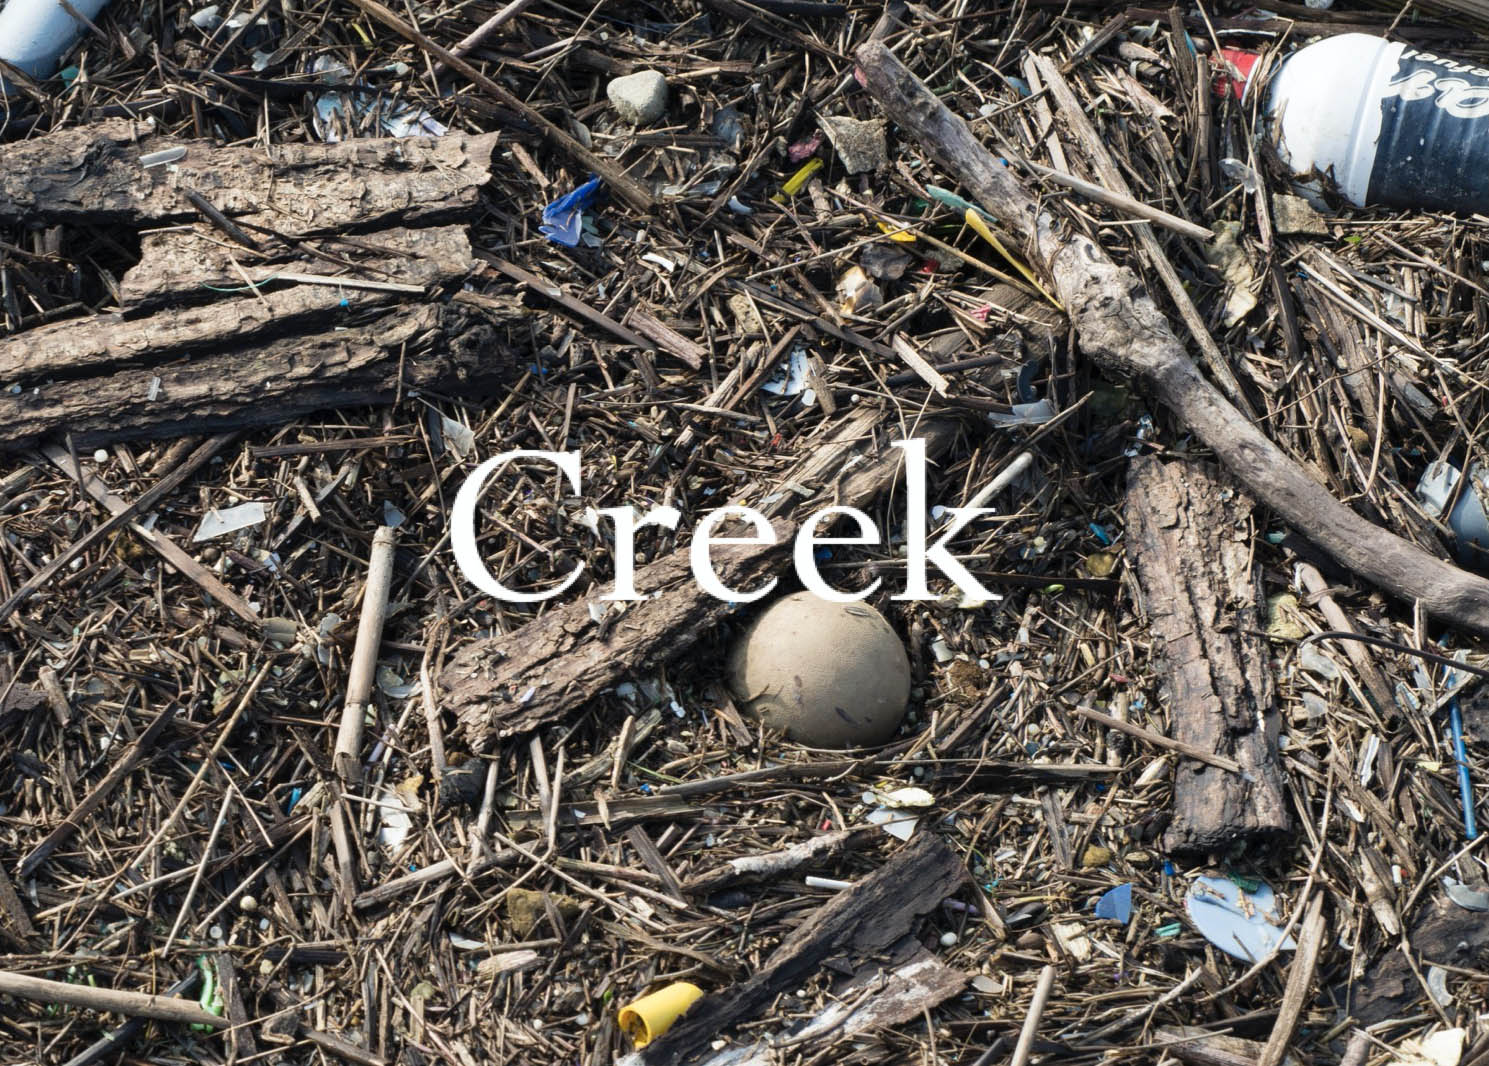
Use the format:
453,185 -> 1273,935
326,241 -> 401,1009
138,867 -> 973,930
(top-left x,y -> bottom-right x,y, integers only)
876,221 -> 917,242
772,158 -> 825,202
618,982 -> 705,1048
962,208 -> 1063,311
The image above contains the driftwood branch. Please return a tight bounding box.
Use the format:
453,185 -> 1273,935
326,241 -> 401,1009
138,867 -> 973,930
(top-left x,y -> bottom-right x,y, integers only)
1123,458 -> 1288,853
856,40 -> 1489,636
0,968 -> 226,1029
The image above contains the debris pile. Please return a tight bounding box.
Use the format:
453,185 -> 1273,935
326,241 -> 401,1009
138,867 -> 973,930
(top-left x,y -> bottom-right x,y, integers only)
5,2 -> 1489,1065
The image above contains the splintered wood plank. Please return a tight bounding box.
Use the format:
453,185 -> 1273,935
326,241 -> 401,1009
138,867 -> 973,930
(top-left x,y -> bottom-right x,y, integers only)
1123,457 -> 1289,854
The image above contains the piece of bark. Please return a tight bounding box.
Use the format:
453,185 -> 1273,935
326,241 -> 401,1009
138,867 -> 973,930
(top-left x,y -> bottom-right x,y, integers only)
627,833 -> 966,1066
440,415 -> 962,749
856,40 -> 1489,636
0,119 -> 499,230
624,308 -> 706,369
0,300 -> 517,451
1123,458 -> 1288,854
120,224 -> 474,310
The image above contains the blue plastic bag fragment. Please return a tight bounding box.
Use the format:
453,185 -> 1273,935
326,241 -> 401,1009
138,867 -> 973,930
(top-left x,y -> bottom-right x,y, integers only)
1184,875 -> 1297,961
540,175 -> 604,246
1094,883 -> 1133,924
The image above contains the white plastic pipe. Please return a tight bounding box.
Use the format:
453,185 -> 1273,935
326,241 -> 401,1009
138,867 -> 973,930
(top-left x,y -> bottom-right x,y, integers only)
0,0 -> 112,88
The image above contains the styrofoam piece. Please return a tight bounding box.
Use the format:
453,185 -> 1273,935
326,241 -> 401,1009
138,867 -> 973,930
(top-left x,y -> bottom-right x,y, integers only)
0,0 -> 112,88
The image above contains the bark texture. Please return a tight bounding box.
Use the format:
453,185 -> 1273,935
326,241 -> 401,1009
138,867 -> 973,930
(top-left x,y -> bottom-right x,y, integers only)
0,122 -> 507,450
1123,458 -> 1288,854
856,40 -> 1489,634
0,119 -> 499,231
0,301 -> 518,451
119,224 -> 473,310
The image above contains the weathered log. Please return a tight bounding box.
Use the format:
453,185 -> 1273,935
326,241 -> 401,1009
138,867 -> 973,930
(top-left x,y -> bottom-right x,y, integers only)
626,833 -> 966,1066
0,119 -> 499,230
856,41 -> 1489,635
440,415 -> 963,749
1123,458 -> 1288,853
0,300 -> 518,451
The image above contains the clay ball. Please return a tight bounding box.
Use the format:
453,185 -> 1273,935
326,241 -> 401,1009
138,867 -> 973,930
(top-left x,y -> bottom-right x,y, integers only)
726,592 -> 911,747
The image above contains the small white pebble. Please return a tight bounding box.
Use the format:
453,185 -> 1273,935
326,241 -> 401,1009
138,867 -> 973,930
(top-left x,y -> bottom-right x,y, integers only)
940,931 -> 958,947
93,449 -> 108,463
240,895 -> 258,912
574,1012 -> 589,1026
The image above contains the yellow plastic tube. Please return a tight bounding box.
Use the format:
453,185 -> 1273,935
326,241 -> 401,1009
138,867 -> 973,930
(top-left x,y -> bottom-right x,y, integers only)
617,982 -> 704,1047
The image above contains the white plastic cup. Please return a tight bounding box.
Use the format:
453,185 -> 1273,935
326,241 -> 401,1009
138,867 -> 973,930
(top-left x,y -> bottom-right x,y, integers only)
0,0 -> 113,90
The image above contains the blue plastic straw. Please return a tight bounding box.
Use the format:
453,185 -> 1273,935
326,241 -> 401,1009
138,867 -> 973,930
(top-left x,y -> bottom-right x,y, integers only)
1450,696 -> 1478,840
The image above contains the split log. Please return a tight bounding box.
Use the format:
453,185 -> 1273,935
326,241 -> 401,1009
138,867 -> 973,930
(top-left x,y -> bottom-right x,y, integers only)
0,300 -> 518,451
1123,458 -> 1288,854
625,833 -> 967,1066
440,415 -> 963,749
856,41 -> 1489,636
0,119 -> 499,230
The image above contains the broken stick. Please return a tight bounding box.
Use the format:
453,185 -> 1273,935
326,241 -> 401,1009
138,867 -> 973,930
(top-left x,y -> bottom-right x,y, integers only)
856,41 -> 1489,637
335,526 -> 398,785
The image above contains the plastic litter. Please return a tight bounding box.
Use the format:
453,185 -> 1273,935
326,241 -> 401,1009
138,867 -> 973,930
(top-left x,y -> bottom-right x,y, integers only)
1416,460 -> 1489,564
540,176 -> 604,247
192,501 -> 267,542
1442,877 -> 1489,911
1389,1028 -> 1464,1066
0,0 -> 111,90
617,982 -> 703,1048
760,346 -> 815,405
1094,883 -> 1133,923
776,158 -> 824,201
1184,875 -> 1297,961
309,56 -> 447,142
987,400 -> 1055,428
1229,34 -> 1489,214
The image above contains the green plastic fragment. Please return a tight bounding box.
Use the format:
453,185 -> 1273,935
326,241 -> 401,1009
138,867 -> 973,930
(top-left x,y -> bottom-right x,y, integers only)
1155,922 -> 1183,937
192,955 -> 224,1031
1226,872 -> 1262,894
924,185 -> 996,223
